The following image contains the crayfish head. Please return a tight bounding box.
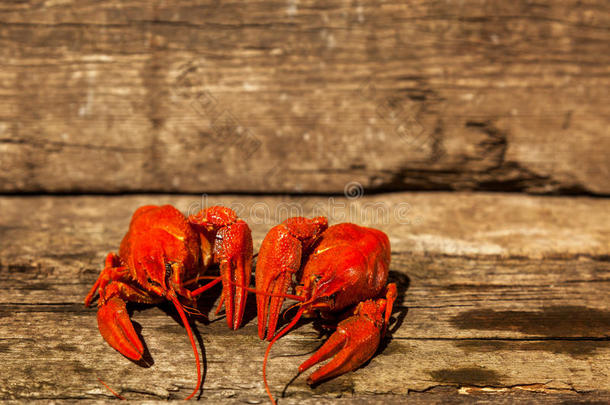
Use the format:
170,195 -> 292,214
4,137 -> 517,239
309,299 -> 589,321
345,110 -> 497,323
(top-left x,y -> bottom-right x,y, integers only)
297,272 -> 342,315
141,259 -> 195,308
131,244 -> 169,297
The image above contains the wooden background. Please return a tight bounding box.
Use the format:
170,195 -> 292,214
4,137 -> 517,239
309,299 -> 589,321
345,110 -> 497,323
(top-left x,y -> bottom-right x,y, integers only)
0,0 -> 608,194
0,0 -> 609,403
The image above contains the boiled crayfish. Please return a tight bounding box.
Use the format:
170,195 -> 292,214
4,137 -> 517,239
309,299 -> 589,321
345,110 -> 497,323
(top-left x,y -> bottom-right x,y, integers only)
255,217 -> 396,404
84,204 -> 252,399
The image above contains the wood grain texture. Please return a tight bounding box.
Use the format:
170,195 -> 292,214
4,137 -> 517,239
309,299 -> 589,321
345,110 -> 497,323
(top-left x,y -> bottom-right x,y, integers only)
0,193 -> 608,401
0,0 -> 608,194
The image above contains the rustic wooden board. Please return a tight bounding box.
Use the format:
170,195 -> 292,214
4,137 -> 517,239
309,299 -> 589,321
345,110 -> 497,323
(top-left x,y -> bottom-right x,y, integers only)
1,193 -> 608,262
0,0 -> 608,194
0,193 -> 608,402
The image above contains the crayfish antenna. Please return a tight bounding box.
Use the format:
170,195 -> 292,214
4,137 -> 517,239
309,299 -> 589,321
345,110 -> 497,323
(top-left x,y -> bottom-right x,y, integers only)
263,305 -> 307,405
190,275 -> 223,296
282,301 -> 306,321
168,294 -> 202,401
97,377 -> 125,400
226,280 -> 306,302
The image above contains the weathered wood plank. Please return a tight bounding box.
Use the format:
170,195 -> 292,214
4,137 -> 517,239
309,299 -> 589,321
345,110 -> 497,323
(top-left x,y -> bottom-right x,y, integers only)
1,193 -> 608,264
0,0 -> 608,194
1,308 -> 609,400
3,391 -> 610,405
2,257 -> 610,339
0,193 -> 608,401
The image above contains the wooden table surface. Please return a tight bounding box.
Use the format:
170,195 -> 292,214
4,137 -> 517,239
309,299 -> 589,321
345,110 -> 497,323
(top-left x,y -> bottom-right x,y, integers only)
0,192 -> 608,403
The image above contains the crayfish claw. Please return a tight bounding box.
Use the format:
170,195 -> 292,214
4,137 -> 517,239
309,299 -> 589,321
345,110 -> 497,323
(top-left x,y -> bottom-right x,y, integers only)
255,231 -> 300,340
189,207 -> 253,330
97,296 -> 144,361
300,313 -> 381,385
215,221 -> 253,330
258,269 -> 292,340
256,217 -> 328,340
299,292 -> 396,386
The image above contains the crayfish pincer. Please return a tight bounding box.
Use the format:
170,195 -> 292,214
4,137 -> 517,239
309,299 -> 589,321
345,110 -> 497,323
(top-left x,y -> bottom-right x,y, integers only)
84,205 -> 253,399
255,217 -> 396,404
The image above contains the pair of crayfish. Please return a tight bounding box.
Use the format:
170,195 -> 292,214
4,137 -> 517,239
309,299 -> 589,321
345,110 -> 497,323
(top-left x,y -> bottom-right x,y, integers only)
85,205 -> 396,402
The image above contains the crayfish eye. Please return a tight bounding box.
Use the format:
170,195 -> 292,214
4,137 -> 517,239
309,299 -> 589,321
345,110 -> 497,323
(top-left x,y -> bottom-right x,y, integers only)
147,277 -> 161,287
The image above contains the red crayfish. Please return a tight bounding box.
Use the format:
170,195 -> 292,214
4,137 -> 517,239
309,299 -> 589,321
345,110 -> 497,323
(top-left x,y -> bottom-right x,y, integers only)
255,217 -> 396,404
84,204 -> 252,399
85,207 -> 395,402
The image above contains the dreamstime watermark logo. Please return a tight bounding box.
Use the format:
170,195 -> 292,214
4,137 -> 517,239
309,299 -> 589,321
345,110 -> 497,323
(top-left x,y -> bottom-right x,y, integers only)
186,181 -> 422,226
344,181 -> 364,200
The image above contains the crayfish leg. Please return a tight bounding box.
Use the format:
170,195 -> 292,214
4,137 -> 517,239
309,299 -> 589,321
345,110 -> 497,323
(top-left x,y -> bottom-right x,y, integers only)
84,253 -> 123,307
382,283 -> 397,336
